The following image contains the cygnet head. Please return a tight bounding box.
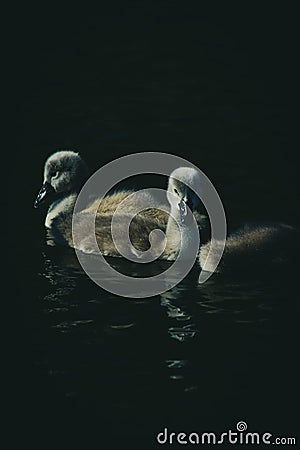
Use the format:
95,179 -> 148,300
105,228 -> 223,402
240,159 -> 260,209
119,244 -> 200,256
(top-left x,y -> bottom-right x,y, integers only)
34,151 -> 89,208
167,167 -> 201,223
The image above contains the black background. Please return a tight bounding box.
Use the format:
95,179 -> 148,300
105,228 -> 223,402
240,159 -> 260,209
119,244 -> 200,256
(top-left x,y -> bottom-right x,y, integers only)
7,2 -> 299,448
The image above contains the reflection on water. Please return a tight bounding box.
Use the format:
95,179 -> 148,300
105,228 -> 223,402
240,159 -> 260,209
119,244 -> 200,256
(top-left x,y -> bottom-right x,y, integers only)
161,288 -> 197,342
27,244 -> 298,441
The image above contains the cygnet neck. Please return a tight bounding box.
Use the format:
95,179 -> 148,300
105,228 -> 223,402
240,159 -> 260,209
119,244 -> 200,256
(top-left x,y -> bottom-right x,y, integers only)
45,190 -> 78,228
165,203 -> 199,260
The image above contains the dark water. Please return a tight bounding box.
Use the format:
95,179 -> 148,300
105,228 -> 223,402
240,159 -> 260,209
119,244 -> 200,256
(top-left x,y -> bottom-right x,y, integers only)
12,4 -> 299,448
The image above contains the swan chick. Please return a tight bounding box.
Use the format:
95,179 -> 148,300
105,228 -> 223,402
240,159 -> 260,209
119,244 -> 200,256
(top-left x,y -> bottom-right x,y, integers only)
34,151 -> 170,234
163,167 -> 201,260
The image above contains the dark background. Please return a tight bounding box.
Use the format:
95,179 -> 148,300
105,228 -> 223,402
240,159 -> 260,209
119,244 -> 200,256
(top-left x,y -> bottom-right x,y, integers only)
14,3 -> 299,228
8,2 -> 299,448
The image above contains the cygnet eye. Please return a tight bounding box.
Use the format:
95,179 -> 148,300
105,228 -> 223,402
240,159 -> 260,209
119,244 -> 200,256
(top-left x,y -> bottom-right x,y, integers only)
51,171 -> 59,179
174,188 -> 179,195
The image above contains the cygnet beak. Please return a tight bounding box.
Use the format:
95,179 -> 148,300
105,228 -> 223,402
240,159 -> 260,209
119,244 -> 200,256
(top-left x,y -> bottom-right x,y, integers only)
34,182 -> 55,208
178,196 -> 195,224
178,198 -> 188,223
